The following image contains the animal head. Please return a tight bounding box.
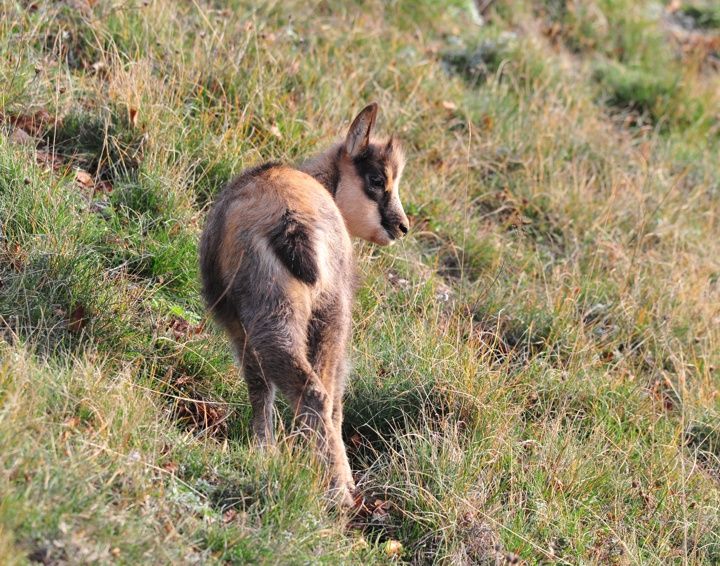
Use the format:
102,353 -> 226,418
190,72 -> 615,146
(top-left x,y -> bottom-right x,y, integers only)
334,103 -> 409,246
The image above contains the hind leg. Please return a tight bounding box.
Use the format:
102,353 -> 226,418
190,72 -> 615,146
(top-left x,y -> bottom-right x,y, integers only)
227,320 -> 276,446
331,358 -> 349,439
247,310 -> 354,506
275,356 -> 354,507
243,356 -> 277,446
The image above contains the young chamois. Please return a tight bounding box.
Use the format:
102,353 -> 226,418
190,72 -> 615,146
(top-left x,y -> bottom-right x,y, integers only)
199,103 -> 408,506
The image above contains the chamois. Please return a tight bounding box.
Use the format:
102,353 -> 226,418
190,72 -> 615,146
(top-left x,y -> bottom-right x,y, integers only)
199,103 -> 408,506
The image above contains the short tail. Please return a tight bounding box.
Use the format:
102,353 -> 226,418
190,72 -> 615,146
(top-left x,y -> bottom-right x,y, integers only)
268,210 -> 318,285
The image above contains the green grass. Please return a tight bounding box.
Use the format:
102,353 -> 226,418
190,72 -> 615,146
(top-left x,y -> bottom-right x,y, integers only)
680,4 -> 720,30
1,0 -> 720,563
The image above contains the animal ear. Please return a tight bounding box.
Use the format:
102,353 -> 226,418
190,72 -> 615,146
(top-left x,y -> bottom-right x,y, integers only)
345,102 -> 378,157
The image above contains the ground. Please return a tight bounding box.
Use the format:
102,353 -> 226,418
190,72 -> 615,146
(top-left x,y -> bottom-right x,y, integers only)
1,0 -> 719,564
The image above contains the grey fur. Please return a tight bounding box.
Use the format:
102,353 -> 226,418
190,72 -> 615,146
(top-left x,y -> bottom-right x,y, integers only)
199,104 -> 407,507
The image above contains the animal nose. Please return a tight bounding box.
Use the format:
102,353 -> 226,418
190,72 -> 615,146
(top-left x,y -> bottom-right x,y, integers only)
398,222 -> 409,236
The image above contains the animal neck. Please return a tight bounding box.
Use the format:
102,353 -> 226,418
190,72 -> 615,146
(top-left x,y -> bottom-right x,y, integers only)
299,143 -> 344,198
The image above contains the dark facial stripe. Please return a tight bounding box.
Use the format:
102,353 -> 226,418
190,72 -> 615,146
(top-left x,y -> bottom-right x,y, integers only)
353,145 -> 398,237
377,191 -> 397,237
352,144 -> 400,237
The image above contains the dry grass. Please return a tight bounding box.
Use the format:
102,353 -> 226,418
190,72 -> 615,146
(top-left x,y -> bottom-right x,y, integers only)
1,0 -> 719,563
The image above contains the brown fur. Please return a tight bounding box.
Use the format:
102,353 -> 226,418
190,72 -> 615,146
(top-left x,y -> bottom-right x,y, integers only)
199,104 -> 407,507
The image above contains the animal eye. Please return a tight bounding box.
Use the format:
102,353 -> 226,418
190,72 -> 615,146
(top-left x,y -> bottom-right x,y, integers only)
369,175 -> 384,187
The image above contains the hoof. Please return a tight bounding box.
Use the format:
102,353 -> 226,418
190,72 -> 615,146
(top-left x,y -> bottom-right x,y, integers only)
328,481 -> 355,510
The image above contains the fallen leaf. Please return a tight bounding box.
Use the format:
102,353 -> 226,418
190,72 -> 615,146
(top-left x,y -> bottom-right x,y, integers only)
168,316 -> 203,339
75,169 -> 94,190
162,461 -> 179,473
349,432 -> 363,449
95,180 -> 113,194
174,375 -> 193,387
174,397 -> 229,437
384,540 -> 403,557
67,305 -> 87,333
352,491 -> 365,510
169,316 -> 190,338
129,107 -> 138,128
6,109 -> 53,137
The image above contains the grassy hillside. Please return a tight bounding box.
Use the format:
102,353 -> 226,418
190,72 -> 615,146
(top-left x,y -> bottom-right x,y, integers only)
1,0 -> 720,563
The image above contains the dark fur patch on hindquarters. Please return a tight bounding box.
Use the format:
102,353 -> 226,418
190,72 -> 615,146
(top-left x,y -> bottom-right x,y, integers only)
268,210 -> 318,285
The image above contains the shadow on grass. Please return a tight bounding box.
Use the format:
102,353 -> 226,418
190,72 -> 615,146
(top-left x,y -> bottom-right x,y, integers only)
43,108 -> 144,182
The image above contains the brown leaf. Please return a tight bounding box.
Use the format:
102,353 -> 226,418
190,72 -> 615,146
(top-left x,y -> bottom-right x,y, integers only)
352,491 -> 365,510
8,109 -> 53,137
67,305 -> 87,333
371,499 -> 391,522
174,375 -> 193,387
174,397 -> 229,438
162,460 -> 179,473
75,170 -> 94,190
170,317 -> 189,338
95,180 -> 113,194
384,540 -> 403,557
480,114 -> 494,131
349,432 -> 363,449
168,316 -> 204,339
